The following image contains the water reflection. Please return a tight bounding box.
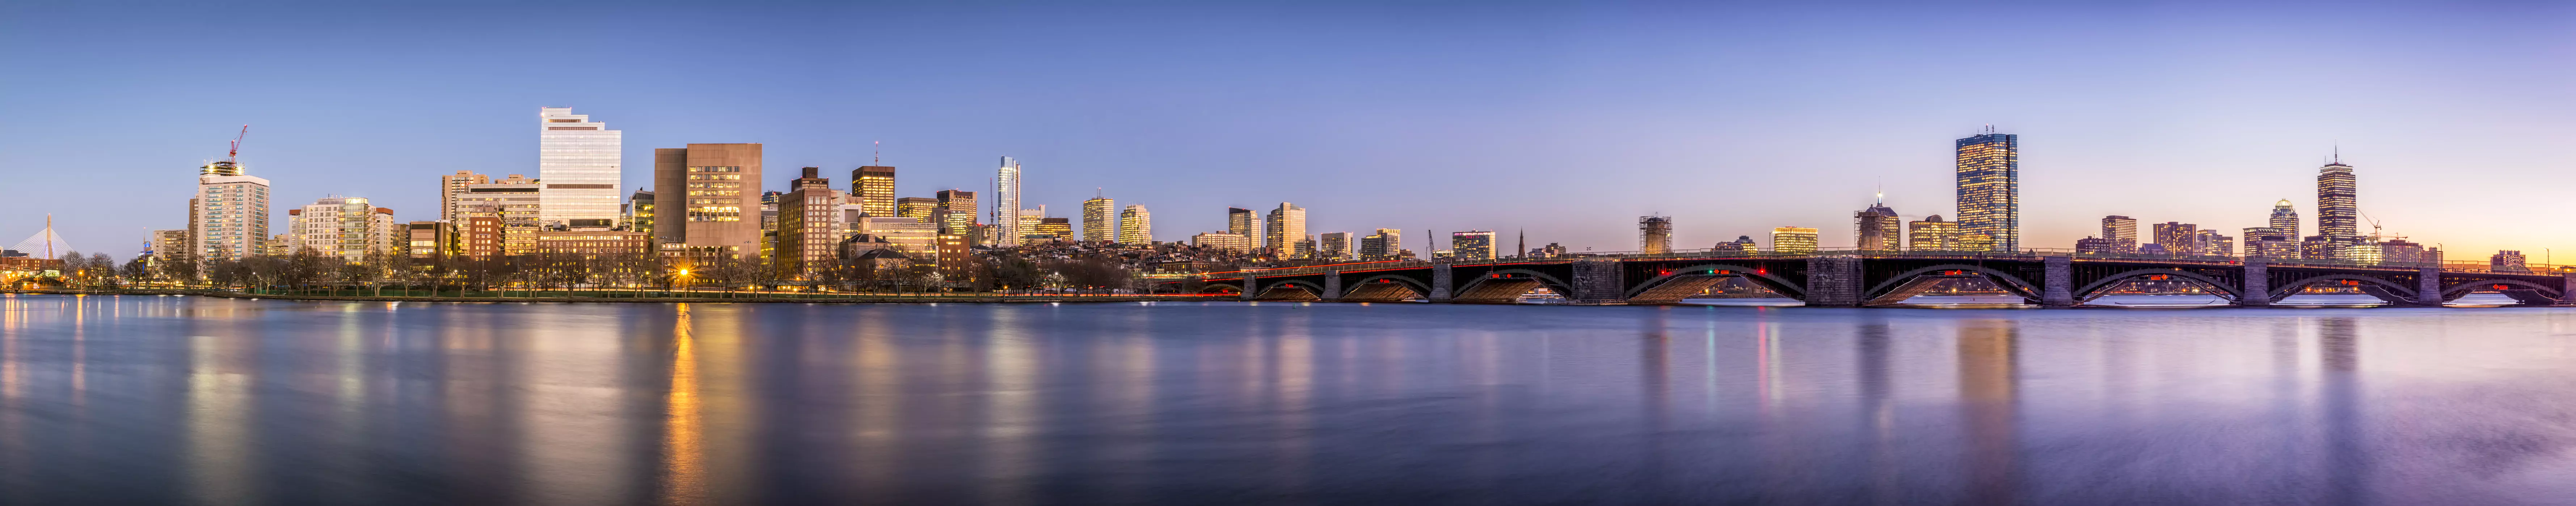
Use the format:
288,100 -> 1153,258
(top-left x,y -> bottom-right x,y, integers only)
0,297 -> 2568,504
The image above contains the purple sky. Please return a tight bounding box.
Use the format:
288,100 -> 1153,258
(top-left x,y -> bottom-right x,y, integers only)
2,1 -> 2569,260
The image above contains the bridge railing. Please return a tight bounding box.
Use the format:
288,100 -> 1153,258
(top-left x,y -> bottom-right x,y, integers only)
1173,249 -> 2569,279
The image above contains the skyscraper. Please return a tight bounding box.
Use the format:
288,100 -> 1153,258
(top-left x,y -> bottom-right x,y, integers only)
1909,216 -> 1957,251
1854,201 -> 1900,251
1955,128 -> 2019,251
1450,231 -> 1495,261
1227,207 -> 1256,244
2152,222 -> 2198,255
653,144 -> 764,260
1360,228 -> 1402,260
1082,194 -> 1116,242
2268,199 -> 2300,239
1117,205 -> 1151,245
1771,227 -> 1819,254
440,170 -> 487,223
536,107 -> 622,229
191,161 -> 270,262
2100,216 -> 2138,253
1265,203 -> 1306,258
1318,232 -> 1351,261
993,157 -> 1021,247
2315,154 -> 2362,260
852,165 -> 896,217
935,189 -> 978,236
1639,216 -> 1673,254
776,167 -> 843,279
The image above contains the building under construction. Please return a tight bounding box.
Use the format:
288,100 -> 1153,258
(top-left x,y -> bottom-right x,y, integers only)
1639,216 -> 1672,254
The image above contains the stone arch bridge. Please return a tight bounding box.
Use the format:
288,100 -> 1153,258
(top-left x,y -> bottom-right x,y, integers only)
1170,252 -> 2576,307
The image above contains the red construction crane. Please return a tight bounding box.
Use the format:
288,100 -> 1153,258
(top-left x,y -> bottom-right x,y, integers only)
226,125 -> 249,163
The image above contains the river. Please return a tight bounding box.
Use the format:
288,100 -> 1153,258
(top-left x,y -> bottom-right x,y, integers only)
1,294 -> 2572,505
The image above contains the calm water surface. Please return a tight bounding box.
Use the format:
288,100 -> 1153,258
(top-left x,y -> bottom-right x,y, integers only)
4,294 -> 2576,505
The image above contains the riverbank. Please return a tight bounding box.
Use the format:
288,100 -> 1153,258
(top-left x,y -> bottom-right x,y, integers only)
5,289 -> 1228,304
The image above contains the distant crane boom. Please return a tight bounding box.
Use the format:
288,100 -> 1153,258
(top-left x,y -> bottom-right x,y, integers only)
226,125 -> 249,163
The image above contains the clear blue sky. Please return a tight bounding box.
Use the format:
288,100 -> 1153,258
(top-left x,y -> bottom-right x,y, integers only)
3,1 -> 2568,260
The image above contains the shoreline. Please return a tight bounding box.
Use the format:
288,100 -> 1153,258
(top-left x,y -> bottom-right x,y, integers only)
4,289 -> 1227,304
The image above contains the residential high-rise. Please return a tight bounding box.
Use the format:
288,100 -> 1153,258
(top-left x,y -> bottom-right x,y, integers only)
1117,205 -> 1151,245
1450,231 -> 1495,261
2151,222 -> 2198,256
653,143 -> 764,261
291,197 -> 396,261
2243,227 -> 2298,259
1639,216 -> 1673,254
2101,216 -> 2138,253
935,189 -> 978,236
1265,203 -> 1306,258
1082,195 -> 1116,242
2193,229 -> 2233,257
1227,207 -> 1256,243
1771,227 -> 1819,254
1360,228 -> 1402,260
2268,200 -> 2300,239
992,157 -> 1022,247
1955,128 -> 2019,251
775,167 -> 844,279
1854,201 -> 1900,251
1318,232 -> 1351,261
536,107 -> 622,229
852,165 -> 896,217
191,162 -> 271,262
896,197 -> 938,221
440,170 -> 488,222
1909,216 -> 1958,251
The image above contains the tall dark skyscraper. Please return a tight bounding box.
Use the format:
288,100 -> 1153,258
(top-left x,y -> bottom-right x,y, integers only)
1954,128 -> 2019,252
2316,156 -> 2358,238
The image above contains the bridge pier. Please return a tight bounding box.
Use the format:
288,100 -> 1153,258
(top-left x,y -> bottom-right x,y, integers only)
1805,256 -> 1862,307
1241,272 -> 1259,301
2563,271 -> 2576,305
1568,260 -> 1623,304
2041,256 -> 2075,307
1321,270 -> 1342,301
1429,262 -> 1453,302
2240,257 -> 2269,307
2415,267 -> 2443,306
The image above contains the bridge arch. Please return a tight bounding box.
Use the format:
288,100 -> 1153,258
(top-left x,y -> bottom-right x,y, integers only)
2440,279 -> 2564,299
1624,264 -> 1807,300
1198,282 -> 1244,294
1257,278 -> 1328,297
2072,268 -> 2242,302
2267,274 -> 2416,303
1456,268 -> 1576,296
1348,275 -> 1432,297
1864,264 -> 2044,302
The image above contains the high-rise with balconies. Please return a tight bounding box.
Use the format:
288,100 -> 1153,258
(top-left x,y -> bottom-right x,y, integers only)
537,107 -> 621,230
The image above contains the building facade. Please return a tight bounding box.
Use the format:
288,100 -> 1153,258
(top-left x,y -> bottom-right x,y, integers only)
1771,227 -> 1819,254
1117,205 -> 1151,245
191,164 -> 271,262
440,170 -> 487,223
653,144 -> 764,261
775,167 -> 844,279
1264,203 -> 1306,258
459,175 -> 540,255
852,165 -> 896,218
1639,216 -> 1673,254
536,107 -> 622,229
992,157 -> 1022,247
1227,207 -> 1256,243
2101,215 -> 2138,253
935,190 -> 977,236
2268,199 -> 2300,239
1359,229 -> 1402,260
896,197 -> 938,221
1082,196 -> 1116,242
1192,231 -> 1252,254
1450,231 -> 1495,261
1909,216 -> 1957,251
1318,232 -> 1351,261
1955,129 -> 2019,251
1854,204 -> 1900,251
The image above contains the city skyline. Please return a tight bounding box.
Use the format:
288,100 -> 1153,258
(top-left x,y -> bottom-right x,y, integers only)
3,2 -> 2570,259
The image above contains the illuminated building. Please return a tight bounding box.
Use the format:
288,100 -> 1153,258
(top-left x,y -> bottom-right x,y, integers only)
191,162 -> 270,262
290,197 -> 397,261
1771,227 -> 1818,254
440,170 -> 488,224
1036,217 -> 1072,242
458,175 -> 541,255
1639,216 -> 1673,254
1450,230 -> 1495,261
1854,201 -> 1899,251
1360,229 -> 1402,260
2491,250 -> 2530,273
1227,207 -> 1255,242
2269,199 -> 2300,239
859,216 -> 939,256
897,197 -> 938,221
2151,222 -> 2197,256
2379,239 -> 2432,265
536,230 -> 648,256
1955,128 -> 2019,251
2100,215 -> 2137,253
537,107 -> 622,229
1318,232 -> 1351,261
2242,227 -> 2298,258
775,167 -> 845,279
1266,203 -> 1307,258
1713,235 -> 1757,252
1955,233 -> 1994,252
405,221 -> 447,260
2193,229 -> 2233,256
1909,216 -> 1957,251
936,189 -> 978,237
653,143 -> 763,261
1082,195 -> 1116,242
1117,205 -> 1151,245
627,190 -> 654,239
1192,231 -> 1252,253
852,165 -> 896,217
992,157 -> 1021,247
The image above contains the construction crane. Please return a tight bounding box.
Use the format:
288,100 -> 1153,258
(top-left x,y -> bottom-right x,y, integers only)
226,125 -> 249,163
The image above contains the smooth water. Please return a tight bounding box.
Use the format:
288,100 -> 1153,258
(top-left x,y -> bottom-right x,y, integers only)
3,294 -> 2576,505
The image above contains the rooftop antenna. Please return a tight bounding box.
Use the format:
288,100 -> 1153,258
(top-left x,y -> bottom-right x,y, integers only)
1875,178 -> 1884,205
872,140 -> 880,165
2331,143 -> 2340,165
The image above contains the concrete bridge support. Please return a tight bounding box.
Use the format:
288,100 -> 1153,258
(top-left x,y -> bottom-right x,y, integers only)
1805,256 -> 1862,307
2416,267 -> 2444,306
2563,271 -> 2576,305
2041,256 -> 2075,307
2240,257 -> 2269,307
1429,263 -> 1453,302
1322,270 -> 1342,301
1241,272 -> 1259,301
1569,260 -> 1623,304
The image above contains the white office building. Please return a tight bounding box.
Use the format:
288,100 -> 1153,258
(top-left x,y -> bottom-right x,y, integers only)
537,107 -> 622,229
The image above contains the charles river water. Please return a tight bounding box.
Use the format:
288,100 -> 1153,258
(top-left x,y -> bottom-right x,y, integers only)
1,293 -> 2573,505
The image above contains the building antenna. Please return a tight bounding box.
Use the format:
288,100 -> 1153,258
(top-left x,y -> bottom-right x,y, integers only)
1875,178 -> 1884,205
2331,143 -> 2340,165
872,140 -> 880,165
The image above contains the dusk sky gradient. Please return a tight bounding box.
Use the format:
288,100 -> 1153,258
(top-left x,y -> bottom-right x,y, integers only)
3,1 -> 2569,260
